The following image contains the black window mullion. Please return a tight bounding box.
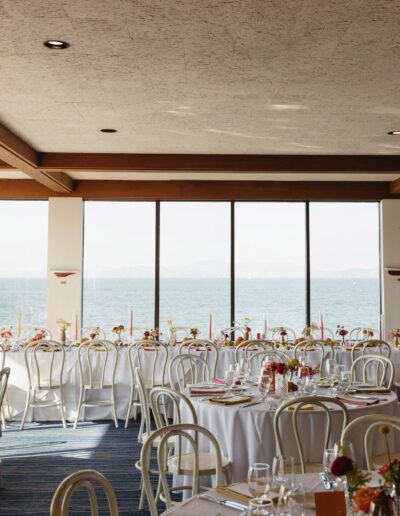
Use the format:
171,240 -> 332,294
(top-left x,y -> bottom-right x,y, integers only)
155,201 -> 160,329
230,201 -> 235,330
305,202 -> 311,326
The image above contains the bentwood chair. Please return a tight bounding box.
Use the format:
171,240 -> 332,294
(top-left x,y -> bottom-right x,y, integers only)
179,340 -> 219,378
141,423 -> 225,516
74,340 -> 119,429
0,367 -> 10,438
350,355 -> 394,389
234,339 -> 275,365
168,354 -> 210,391
351,339 -> 392,364
125,340 -> 168,428
341,414 -> 400,469
349,327 -> 377,343
274,396 -> 349,474
271,327 -> 296,342
21,340 -> 66,430
0,344 -> 11,429
50,469 -> 119,516
294,339 -> 335,374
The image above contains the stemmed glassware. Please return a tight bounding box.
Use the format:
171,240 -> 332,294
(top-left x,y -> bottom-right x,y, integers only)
224,365 -> 236,394
258,376 -> 272,404
248,463 -> 271,498
325,358 -> 338,395
247,497 -> 274,515
272,455 -> 295,493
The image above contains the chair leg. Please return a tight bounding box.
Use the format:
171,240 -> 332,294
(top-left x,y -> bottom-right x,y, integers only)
111,387 -> 118,428
1,409 -> 6,431
139,476 -> 146,510
20,390 -> 31,431
74,388 -> 84,430
124,385 -> 134,428
59,389 -> 67,429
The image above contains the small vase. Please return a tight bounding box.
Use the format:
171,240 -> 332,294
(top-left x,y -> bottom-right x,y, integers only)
369,498 -> 396,516
391,484 -> 400,514
60,329 -> 66,345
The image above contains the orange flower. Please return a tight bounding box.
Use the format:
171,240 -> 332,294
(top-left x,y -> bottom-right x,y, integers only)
378,463 -> 389,475
352,488 -> 380,513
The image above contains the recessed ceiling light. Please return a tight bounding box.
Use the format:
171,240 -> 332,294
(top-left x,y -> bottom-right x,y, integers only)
100,128 -> 118,133
388,131 -> 400,135
44,40 -> 70,50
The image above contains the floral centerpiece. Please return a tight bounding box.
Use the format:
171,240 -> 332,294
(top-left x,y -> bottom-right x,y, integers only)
190,328 -> 199,339
150,328 -> 161,341
232,316 -> 252,340
279,327 -> 287,345
89,327 -> 101,340
336,325 -> 349,345
389,329 -> 400,346
32,328 -> 47,341
362,328 -> 374,340
56,319 -> 71,345
0,327 -> 13,341
112,324 -> 125,344
330,454 -> 371,513
302,322 -> 319,339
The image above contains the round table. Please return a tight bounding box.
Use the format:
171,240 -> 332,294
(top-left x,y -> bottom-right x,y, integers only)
181,386 -> 400,482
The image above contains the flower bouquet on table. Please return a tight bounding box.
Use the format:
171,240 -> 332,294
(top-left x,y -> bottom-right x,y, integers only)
232,316 -> 252,340
56,319 -> 71,345
336,325 -> 349,346
362,328 -> 375,340
0,327 -> 13,350
190,327 -> 199,339
278,327 -> 287,345
302,322 -> 319,339
166,320 -> 176,346
89,327 -> 101,340
112,324 -> 125,346
389,329 -> 400,347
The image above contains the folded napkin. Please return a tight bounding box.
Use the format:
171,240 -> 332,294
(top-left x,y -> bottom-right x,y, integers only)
288,404 -> 314,411
355,387 -> 391,394
189,387 -> 226,396
211,378 -> 225,385
336,395 -> 379,406
209,395 -> 251,405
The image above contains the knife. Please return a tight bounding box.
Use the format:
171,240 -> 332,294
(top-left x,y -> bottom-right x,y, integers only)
199,494 -> 247,511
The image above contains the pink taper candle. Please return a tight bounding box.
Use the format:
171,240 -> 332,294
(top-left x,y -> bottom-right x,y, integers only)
320,312 -> 324,341
379,314 -> 383,340
129,308 -> 133,337
264,318 -> 267,338
209,314 -> 212,340
75,313 -> 79,341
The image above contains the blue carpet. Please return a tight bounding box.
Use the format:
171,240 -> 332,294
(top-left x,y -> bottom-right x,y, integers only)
0,420 -> 155,515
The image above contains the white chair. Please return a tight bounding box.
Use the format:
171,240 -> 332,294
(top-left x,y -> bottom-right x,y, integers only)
81,326 -> 106,340
341,414 -> 400,469
351,339 -> 391,364
50,469 -> 119,516
74,340 -> 119,429
0,367 -> 10,438
234,339 -> 275,365
168,354 -> 210,391
351,355 -> 394,389
248,349 -> 292,376
349,327 -> 377,343
274,396 -> 349,473
271,326 -> 296,342
0,344 -> 11,429
21,340 -> 66,430
141,423 -> 225,516
125,340 -> 168,428
294,339 -> 335,374
180,340 -> 219,378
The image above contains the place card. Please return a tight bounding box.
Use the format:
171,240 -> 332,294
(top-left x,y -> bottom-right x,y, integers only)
314,491 -> 346,516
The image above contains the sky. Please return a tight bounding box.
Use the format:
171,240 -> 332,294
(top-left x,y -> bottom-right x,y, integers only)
0,200 -> 380,278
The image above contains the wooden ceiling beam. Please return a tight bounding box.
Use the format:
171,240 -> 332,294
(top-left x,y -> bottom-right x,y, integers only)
0,124 -> 74,192
390,177 -> 400,194
0,179 -> 398,201
39,152 -> 400,173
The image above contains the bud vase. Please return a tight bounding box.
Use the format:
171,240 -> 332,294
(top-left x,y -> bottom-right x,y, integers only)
60,329 -> 66,345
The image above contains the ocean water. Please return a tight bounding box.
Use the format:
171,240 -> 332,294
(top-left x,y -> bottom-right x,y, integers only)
0,277 -> 380,337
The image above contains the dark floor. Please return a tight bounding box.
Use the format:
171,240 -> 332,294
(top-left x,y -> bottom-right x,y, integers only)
0,419 -> 154,515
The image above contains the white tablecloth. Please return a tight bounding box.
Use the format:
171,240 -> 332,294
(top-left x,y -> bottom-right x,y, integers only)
181,387 -> 400,482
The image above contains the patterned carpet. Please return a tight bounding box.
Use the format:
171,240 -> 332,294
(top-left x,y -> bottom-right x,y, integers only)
0,419 -> 154,515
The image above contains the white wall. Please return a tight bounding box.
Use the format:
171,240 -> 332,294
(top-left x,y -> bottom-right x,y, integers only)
47,198 -> 83,337
381,200 -> 400,337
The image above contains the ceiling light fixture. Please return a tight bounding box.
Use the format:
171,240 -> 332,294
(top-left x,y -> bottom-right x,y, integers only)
44,40 -> 70,49
100,128 -> 118,133
388,131 -> 400,135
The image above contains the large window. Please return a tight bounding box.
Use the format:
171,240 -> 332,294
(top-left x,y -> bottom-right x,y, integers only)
235,203 -> 306,335
0,201 -> 48,327
83,202 -> 155,330
310,203 -> 380,330
159,202 -> 230,335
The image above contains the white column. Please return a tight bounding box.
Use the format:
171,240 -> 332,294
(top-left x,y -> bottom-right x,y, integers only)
381,200 -> 400,337
47,198 -> 83,338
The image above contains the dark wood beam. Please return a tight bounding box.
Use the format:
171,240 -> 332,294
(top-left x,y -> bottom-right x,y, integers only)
0,159 -> 15,169
0,124 -> 74,192
390,178 -> 400,194
0,179 -> 398,201
39,153 -> 400,173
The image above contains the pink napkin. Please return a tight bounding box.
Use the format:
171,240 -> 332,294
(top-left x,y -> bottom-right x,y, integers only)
336,395 -> 379,406
211,378 -> 225,385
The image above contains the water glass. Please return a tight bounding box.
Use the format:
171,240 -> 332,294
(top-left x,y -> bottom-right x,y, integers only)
325,358 -> 338,395
247,497 -> 274,515
248,463 -> 271,498
323,448 -> 337,479
258,376 -> 272,401
224,369 -> 235,392
304,376 -> 317,395
272,456 -> 295,491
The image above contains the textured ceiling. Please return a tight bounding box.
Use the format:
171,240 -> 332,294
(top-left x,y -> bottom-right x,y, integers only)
1,0 -> 400,154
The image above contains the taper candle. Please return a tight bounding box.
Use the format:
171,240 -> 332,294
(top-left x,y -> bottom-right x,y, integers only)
209,314 -> 212,340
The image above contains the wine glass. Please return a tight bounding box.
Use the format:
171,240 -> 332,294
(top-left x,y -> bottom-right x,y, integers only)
248,463 -> 271,498
325,358 -> 338,395
304,375 -> 317,395
258,376 -> 271,402
323,448 -> 337,481
224,368 -> 235,394
333,441 -> 356,462
247,497 -> 274,515
272,456 -> 295,492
